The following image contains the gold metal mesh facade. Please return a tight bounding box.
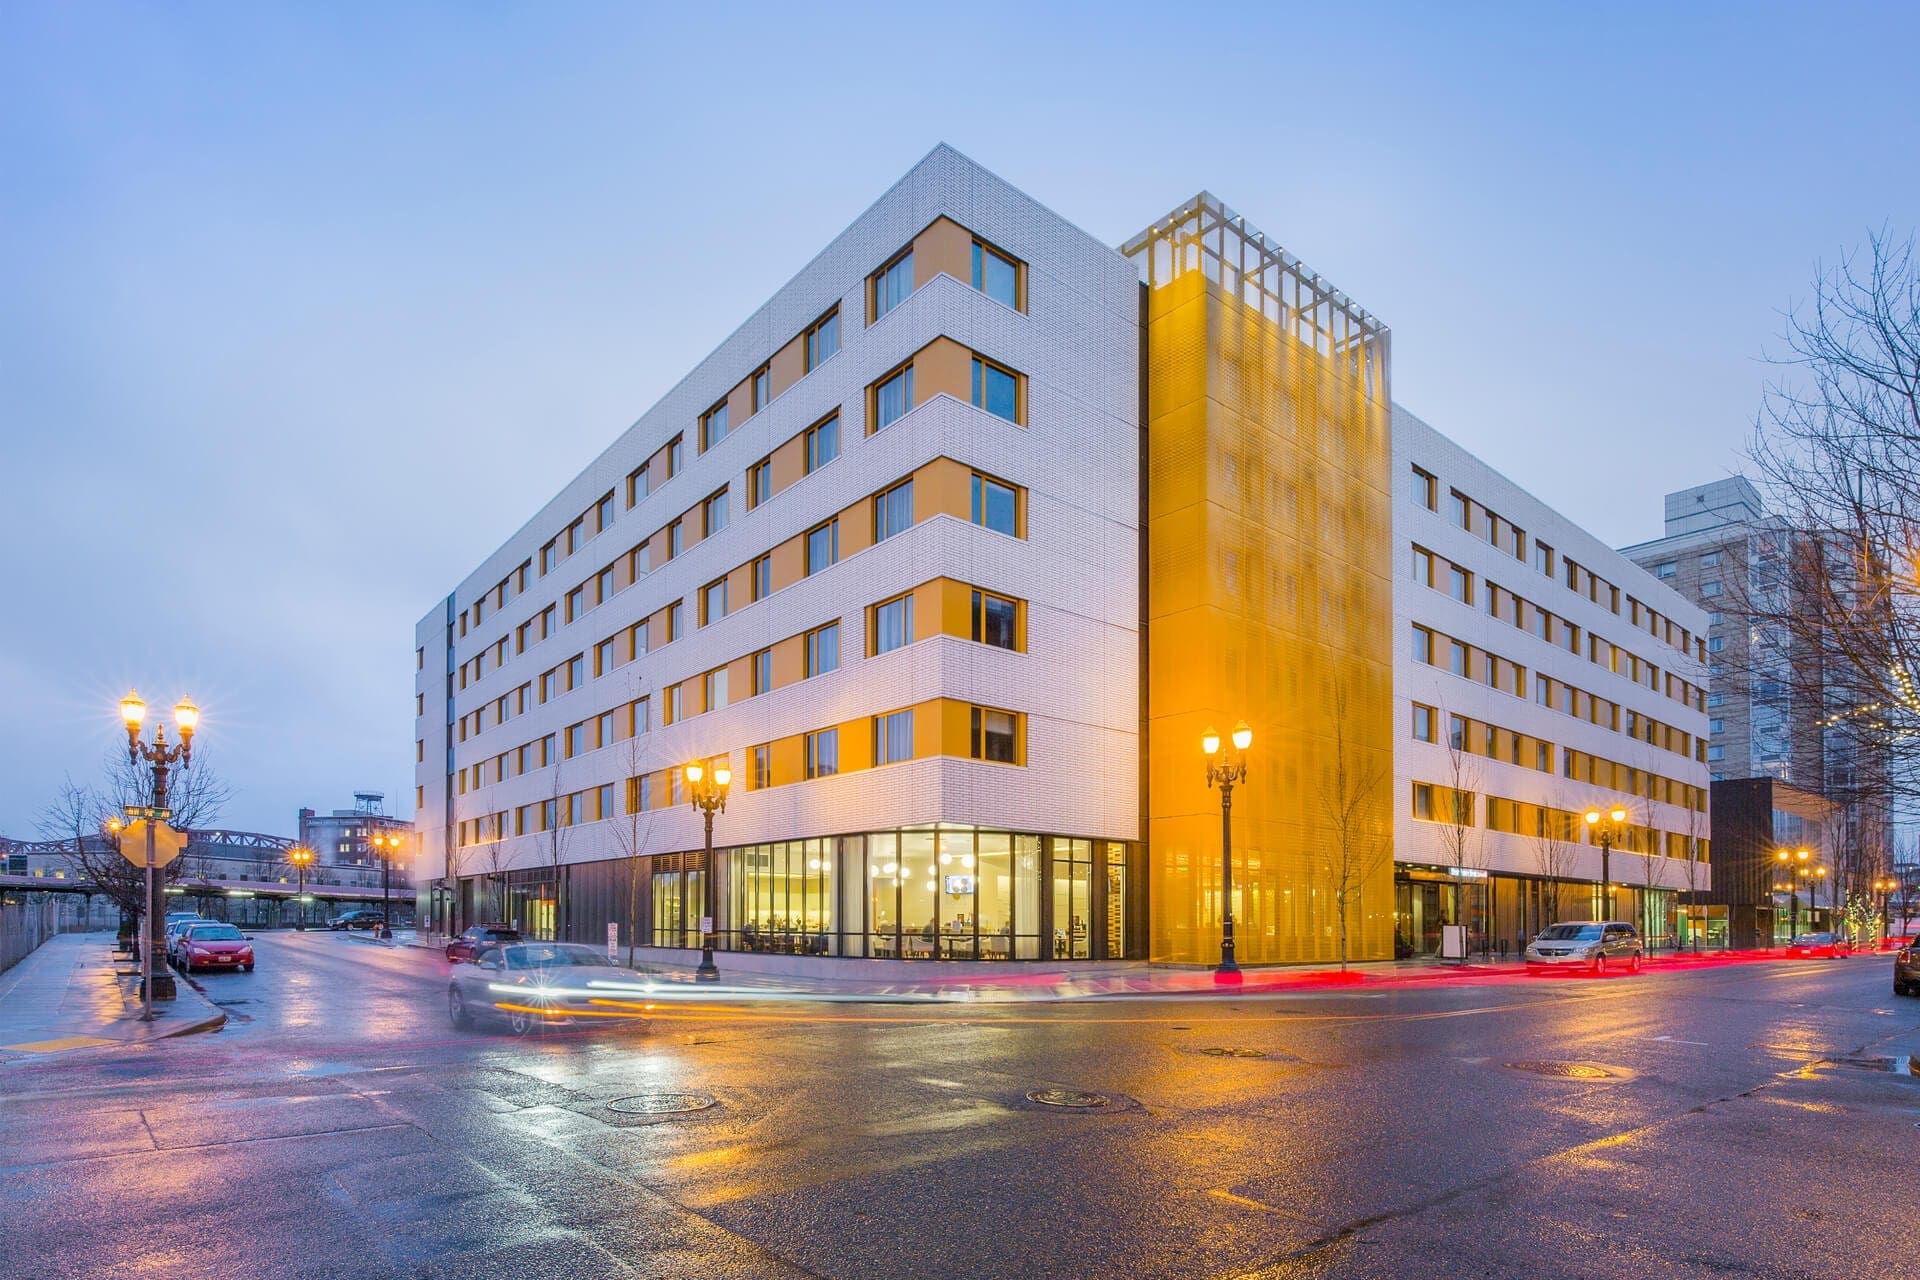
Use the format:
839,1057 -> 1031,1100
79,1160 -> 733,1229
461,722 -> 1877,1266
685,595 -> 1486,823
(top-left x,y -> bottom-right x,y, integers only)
1127,195 -> 1396,964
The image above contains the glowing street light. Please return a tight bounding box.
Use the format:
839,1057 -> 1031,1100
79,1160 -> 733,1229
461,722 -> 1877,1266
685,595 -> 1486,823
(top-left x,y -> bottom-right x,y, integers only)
684,759 -> 731,981
1203,720 -> 1253,978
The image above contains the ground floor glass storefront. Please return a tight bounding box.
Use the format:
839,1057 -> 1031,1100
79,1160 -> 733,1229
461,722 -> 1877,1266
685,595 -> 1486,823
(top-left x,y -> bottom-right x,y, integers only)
1395,866 -> 1691,957
634,827 -> 1139,961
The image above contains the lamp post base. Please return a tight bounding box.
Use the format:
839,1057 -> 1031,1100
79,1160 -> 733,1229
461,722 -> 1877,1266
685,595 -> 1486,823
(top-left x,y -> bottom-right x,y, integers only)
695,943 -> 719,981
143,972 -> 178,1002
378,927 -> 394,941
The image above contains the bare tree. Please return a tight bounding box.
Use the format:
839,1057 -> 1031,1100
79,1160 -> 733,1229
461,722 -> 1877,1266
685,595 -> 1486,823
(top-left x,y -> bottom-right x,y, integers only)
38,751 -> 231,921
541,765 -> 572,941
607,689 -> 657,967
1320,688 -> 1389,970
1678,796 -> 1709,950
1745,230 -> 1920,819
479,839 -> 513,926
1637,796 -> 1668,953
1435,707 -> 1486,944
1527,796 -> 1580,933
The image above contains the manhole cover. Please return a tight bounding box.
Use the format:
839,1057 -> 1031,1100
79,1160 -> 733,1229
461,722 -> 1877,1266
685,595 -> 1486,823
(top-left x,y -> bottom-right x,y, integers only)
1504,1061 -> 1615,1080
606,1092 -> 716,1115
1026,1088 -> 1109,1109
1201,1047 -> 1268,1059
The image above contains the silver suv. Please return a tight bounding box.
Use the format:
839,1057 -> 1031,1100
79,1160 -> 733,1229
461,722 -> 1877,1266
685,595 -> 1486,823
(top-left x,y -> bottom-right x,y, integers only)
1524,921 -> 1644,974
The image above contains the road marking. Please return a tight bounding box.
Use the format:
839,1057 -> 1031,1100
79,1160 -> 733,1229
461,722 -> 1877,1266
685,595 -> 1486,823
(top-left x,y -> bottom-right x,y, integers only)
1210,1188 -> 1279,1213
1651,1036 -> 1709,1046
2,1035 -> 118,1053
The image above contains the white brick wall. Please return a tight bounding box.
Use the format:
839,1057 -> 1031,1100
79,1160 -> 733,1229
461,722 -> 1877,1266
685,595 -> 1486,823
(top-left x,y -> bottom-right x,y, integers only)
415,145 -> 1139,881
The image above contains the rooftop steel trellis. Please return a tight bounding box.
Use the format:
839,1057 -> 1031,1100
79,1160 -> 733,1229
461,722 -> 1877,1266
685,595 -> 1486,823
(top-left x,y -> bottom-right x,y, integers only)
1121,192 -> 1390,403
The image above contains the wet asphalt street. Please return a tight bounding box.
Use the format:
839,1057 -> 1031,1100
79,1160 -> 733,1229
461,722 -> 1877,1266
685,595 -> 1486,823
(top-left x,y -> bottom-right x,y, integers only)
0,932 -> 1915,1280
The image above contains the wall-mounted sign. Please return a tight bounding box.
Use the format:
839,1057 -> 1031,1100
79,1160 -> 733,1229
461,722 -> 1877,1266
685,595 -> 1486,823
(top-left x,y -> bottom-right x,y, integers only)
1447,867 -> 1489,880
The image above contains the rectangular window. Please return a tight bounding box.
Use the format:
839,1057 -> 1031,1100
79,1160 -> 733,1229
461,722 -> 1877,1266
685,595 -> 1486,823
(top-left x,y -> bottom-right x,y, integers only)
873,709 -> 915,765
971,706 -> 1017,763
596,566 -> 613,603
1700,551 -> 1721,568
630,696 -> 650,735
806,621 -> 840,676
627,464 -> 648,507
665,684 -> 682,724
747,457 -> 772,508
805,414 -> 840,471
874,594 -> 914,653
594,636 -> 615,676
1412,625 -> 1433,664
873,366 -> 914,431
971,473 -> 1018,536
752,647 -> 772,695
972,241 -> 1019,308
1411,546 -> 1435,587
971,356 -> 1018,422
1701,580 -> 1723,597
700,577 -> 729,626
971,590 -> 1017,649
1449,640 -> 1468,677
1410,466 -> 1438,511
1412,704 -> 1435,742
874,479 -> 914,542
567,654 -> 584,688
752,366 -> 770,413
668,518 -> 683,559
1534,541 -> 1555,577
1655,561 -> 1677,579
1412,782 -> 1435,820
667,433 -> 684,477
596,710 -> 614,748
703,487 -> 729,537
566,586 -> 584,622
805,310 -> 840,370
1449,565 -> 1473,605
749,744 -> 771,790
805,728 -> 839,779
806,519 -> 839,575
596,492 -> 614,532
1449,490 -> 1470,530
873,249 -> 914,319
751,553 -> 772,602
565,722 -> 586,758
666,601 -> 683,641
704,667 -> 728,713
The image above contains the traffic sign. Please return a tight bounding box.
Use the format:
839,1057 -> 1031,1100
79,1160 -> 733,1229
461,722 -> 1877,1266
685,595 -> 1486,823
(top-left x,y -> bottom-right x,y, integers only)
116,820 -> 185,869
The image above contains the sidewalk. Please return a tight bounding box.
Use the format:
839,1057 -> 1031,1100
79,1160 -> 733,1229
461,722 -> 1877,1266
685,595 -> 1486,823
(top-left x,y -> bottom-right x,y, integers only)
0,932 -> 226,1061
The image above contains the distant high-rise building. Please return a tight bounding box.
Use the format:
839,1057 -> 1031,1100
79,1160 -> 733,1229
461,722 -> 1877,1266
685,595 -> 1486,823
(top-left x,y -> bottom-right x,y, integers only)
297,791 -> 411,869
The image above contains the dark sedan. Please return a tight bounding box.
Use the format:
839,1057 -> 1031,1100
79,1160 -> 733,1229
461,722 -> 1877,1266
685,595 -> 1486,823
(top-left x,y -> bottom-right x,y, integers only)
444,925 -> 522,963
447,942 -> 653,1035
1895,940 -> 1920,996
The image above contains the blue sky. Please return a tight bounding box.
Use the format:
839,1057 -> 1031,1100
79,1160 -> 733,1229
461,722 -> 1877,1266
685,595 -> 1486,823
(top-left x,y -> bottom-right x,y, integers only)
2,2 -> 1915,835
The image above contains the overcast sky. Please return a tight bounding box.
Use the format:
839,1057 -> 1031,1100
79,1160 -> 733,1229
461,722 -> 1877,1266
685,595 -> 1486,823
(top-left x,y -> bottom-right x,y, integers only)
3,2 -> 1915,836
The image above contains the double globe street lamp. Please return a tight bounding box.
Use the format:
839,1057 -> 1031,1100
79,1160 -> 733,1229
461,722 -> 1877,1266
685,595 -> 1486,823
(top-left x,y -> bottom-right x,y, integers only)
287,846 -> 315,929
369,831 -> 405,940
1202,720 -> 1253,978
118,689 -> 198,1015
1773,847 -> 1818,941
684,759 -> 731,981
1583,805 -> 1628,919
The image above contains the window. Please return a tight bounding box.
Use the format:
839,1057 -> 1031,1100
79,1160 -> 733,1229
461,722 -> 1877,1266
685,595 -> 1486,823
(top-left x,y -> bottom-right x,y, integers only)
630,696 -> 650,735
594,636 -> 615,676
701,401 -> 729,452
873,249 -> 914,318
1709,717 -> 1725,733
540,542 -> 555,575
1412,625 -> 1434,664
1410,465 -> 1438,511
667,433 -> 684,477
751,553 -> 772,602
1534,541 -> 1555,577
1707,635 -> 1725,653
704,668 -> 728,713
596,565 -> 613,603
1655,561 -> 1677,579
1449,489 -> 1470,530
752,366 -> 770,413
806,519 -> 839,575
596,492 -> 614,532
1706,745 -> 1725,762
971,707 -> 1017,763
873,710 -> 914,765
567,654 -> 584,688
632,775 -> 654,813
1411,546 -> 1435,587
805,310 -> 840,370
971,356 -> 1018,422
703,487 -> 729,537
1449,565 -> 1473,605
874,479 -> 914,542
804,414 -> 840,472
972,590 -> 1017,649
873,366 -> 914,431
874,594 -> 914,653
565,585 -> 584,622
596,710 -> 614,748
1700,551 -> 1721,568
747,457 -> 772,508
540,671 -> 556,702
1447,714 -> 1466,751
565,722 -> 586,758
971,473 -> 1018,536
700,577 -> 729,626
666,600 -> 683,642
668,518 -> 683,559
972,241 -> 1019,309
805,729 -> 839,779
749,744 -> 771,790
1412,783 -> 1435,820
664,684 -> 682,724
752,648 -> 772,695
1700,580 -> 1723,597
806,621 -> 840,676
1449,640 -> 1468,677
1412,704 -> 1435,742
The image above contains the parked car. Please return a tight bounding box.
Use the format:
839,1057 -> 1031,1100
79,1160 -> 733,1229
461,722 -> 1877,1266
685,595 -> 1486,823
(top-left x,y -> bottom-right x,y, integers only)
1895,939 -> 1920,996
1785,932 -> 1851,958
172,921 -> 254,974
1523,921 -> 1644,974
447,942 -> 650,1034
163,913 -> 205,946
327,909 -> 386,931
445,925 -> 522,963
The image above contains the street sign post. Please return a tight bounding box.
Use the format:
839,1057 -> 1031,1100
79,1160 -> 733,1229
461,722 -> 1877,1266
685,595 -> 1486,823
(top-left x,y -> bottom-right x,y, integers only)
607,922 -> 619,963
116,820 -> 185,869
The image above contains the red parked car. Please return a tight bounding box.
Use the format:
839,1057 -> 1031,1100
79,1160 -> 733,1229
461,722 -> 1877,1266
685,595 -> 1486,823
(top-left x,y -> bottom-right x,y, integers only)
1784,932 -> 1851,958
445,925 -> 522,963
171,922 -> 255,973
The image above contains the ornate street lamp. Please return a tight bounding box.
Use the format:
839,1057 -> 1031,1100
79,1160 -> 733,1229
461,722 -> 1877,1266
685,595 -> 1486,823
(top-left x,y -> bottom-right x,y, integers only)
1583,805 -> 1628,919
287,846 -> 315,930
1874,875 -> 1899,945
684,759 -> 730,981
369,831 -> 404,939
119,689 -> 197,1018
1775,848 -> 1811,942
1203,720 -> 1253,977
